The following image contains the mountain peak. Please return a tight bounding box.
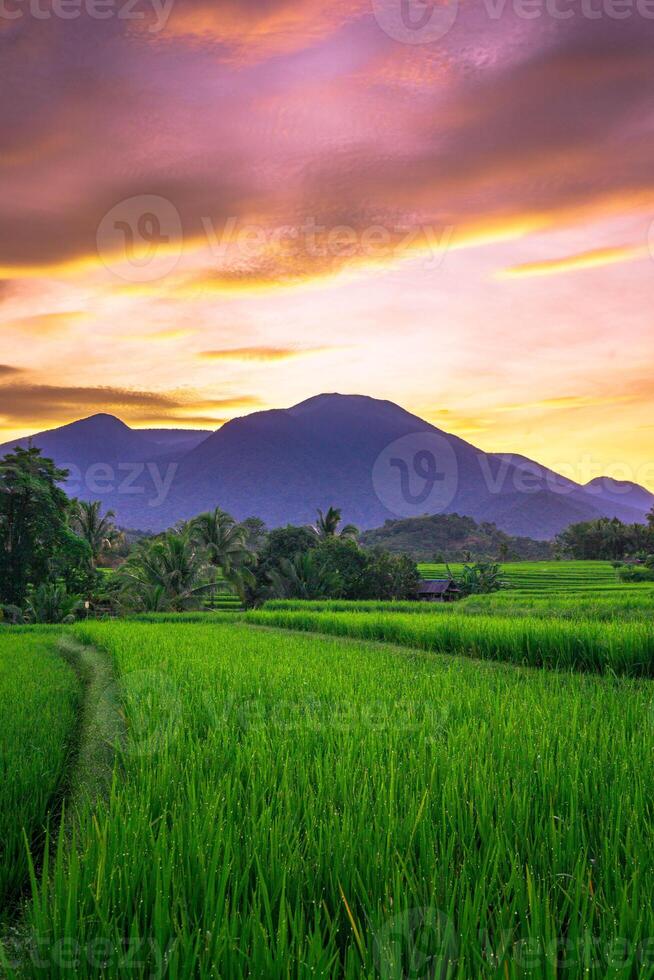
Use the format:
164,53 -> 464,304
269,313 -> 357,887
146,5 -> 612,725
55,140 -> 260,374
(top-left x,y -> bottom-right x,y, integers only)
289,392 -> 364,411
66,413 -> 130,432
287,392 -> 423,423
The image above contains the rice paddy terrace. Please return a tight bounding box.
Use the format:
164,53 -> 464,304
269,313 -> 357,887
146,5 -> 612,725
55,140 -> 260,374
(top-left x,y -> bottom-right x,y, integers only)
2,561 -> 654,978
418,559 -> 650,595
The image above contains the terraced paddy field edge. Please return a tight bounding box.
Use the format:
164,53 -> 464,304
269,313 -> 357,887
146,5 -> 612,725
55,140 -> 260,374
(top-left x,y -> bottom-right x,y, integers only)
418,560 -> 654,595
262,594 -> 654,620
247,609 -> 654,676
12,620 -> 654,978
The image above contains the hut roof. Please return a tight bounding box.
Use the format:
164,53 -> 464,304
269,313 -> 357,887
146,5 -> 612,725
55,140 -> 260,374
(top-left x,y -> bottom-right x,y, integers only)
417,579 -> 460,595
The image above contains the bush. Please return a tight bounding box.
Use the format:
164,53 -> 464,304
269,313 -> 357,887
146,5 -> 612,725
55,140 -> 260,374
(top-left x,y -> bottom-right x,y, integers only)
24,584 -> 83,624
1,604 -> 24,625
617,566 -> 654,583
455,562 -> 506,596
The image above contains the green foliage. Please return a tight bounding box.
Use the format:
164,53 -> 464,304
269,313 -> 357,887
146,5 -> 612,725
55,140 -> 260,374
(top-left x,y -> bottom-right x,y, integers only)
238,516 -> 268,553
355,548 -> 419,600
0,447 -> 71,604
257,532 -> 419,604
190,507 -> 254,598
312,537 -> 369,597
455,561 -> 505,596
311,506 -> 359,541
70,500 -> 122,565
118,529 -> 213,612
267,550 -> 341,600
49,527 -> 96,596
24,583 -> 84,624
245,525 -> 318,605
0,603 -> 24,625
360,512 -> 553,561
616,565 -> 654,583
556,516 -> 654,560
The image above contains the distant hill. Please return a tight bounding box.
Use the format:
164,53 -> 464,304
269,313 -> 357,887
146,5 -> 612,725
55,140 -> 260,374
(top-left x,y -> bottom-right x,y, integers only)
359,513 -> 553,561
1,393 -> 652,538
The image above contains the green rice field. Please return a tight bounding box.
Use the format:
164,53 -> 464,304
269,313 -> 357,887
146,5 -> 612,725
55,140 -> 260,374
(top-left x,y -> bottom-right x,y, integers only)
418,560 -> 651,595
263,593 -> 654,620
0,634 -> 79,912
2,561 -> 654,978
248,608 -> 654,675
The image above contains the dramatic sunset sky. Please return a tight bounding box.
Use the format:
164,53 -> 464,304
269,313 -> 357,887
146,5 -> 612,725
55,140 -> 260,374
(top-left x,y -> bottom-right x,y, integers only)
2,0 -> 654,487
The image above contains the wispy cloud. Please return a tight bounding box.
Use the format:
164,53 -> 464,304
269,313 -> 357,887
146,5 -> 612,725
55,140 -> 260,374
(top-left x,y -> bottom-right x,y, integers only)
493,394 -> 637,414
5,311 -> 91,334
498,245 -> 648,280
0,383 -> 261,428
198,346 -> 338,362
127,328 -> 194,343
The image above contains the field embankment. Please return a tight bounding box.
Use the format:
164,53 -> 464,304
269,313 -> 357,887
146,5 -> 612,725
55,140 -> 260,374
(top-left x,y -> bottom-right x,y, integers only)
248,608 -> 654,676
263,592 -> 654,620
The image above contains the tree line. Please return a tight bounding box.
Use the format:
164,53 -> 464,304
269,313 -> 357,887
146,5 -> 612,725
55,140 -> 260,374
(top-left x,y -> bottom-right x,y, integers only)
0,448 -> 421,621
555,514 -> 654,562
6,446 -> 648,622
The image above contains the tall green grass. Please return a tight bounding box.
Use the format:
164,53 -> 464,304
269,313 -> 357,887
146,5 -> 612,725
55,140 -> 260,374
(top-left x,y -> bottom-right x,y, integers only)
0,634 -> 79,912
15,621 -> 654,977
264,593 -> 654,621
249,608 -> 654,675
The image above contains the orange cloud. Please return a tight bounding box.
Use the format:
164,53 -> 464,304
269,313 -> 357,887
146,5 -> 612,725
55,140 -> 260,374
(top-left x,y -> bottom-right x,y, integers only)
0,383 -> 261,428
128,329 -> 194,343
198,346 -> 337,362
493,395 -> 637,414
498,244 -> 649,280
4,311 -> 91,333
157,0 -> 364,62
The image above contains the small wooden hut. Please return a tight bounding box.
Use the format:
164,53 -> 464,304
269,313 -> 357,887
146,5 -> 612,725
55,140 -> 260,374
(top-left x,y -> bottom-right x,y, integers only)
416,579 -> 461,602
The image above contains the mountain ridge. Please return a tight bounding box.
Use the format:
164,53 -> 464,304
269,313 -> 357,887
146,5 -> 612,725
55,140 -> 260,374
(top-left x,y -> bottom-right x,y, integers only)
0,395 -> 651,538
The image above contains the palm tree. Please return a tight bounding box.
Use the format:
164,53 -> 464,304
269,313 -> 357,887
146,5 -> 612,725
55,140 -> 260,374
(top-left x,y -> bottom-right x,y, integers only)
311,507 -> 358,541
71,500 -> 122,565
268,551 -> 340,600
118,530 -> 210,612
190,508 -> 254,599
25,583 -> 83,624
